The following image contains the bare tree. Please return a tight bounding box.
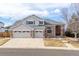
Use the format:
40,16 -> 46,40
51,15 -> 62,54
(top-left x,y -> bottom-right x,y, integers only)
71,3 -> 79,18
61,4 -> 79,40
60,8 -> 70,31
68,3 -> 79,40
71,13 -> 78,40
60,8 -> 69,24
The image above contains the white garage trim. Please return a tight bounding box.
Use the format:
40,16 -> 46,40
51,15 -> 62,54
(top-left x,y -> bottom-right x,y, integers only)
12,31 -> 32,38
34,31 -> 44,38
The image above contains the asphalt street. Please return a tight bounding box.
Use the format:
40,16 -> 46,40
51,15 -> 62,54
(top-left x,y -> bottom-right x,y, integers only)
0,48 -> 79,56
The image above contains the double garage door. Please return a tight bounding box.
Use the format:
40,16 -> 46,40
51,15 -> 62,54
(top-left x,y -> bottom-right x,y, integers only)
12,31 -> 31,38
12,31 -> 44,38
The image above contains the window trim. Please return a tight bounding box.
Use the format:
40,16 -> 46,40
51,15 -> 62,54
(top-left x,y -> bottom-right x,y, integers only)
47,29 -> 52,33
26,21 -> 34,24
39,21 -> 44,25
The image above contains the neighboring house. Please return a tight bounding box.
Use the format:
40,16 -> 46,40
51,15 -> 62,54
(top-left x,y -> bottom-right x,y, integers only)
5,26 -> 11,32
9,15 -> 65,38
67,20 -> 78,32
0,22 -> 5,32
67,15 -> 79,32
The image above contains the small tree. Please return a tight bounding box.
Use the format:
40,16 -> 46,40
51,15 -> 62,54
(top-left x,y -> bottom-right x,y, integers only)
71,13 -> 79,41
65,28 -> 75,38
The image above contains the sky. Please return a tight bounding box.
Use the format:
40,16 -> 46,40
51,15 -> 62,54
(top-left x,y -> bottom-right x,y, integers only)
0,3 -> 71,26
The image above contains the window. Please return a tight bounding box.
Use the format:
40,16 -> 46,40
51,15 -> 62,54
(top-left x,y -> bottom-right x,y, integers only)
47,30 -> 52,33
18,31 -> 21,32
26,31 -> 29,32
14,31 -> 17,32
26,21 -> 34,24
39,21 -> 44,25
1,27 -> 4,28
5,30 -> 8,32
46,27 -> 52,33
36,31 -> 38,32
23,31 -> 26,32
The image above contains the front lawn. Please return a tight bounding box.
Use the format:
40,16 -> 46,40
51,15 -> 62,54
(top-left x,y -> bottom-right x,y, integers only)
0,38 -> 10,46
63,37 -> 79,48
43,38 -> 65,47
68,41 -> 79,48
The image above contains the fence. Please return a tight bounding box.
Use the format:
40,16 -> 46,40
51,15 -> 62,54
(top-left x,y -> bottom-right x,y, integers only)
0,32 -> 10,38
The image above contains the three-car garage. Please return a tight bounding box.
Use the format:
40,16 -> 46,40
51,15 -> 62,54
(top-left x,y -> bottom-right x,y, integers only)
11,30 -> 44,38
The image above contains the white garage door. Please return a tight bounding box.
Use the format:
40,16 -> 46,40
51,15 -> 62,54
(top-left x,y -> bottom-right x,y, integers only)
35,31 -> 44,38
12,31 -> 31,38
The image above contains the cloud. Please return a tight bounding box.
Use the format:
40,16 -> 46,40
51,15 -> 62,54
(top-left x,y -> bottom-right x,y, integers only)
0,3 -> 71,26
24,3 -> 70,10
0,3 -> 70,16
0,3 -> 51,20
11,10 -> 49,20
54,9 -> 61,13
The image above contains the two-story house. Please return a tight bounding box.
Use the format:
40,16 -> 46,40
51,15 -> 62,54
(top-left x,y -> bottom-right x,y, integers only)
9,15 -> 65,38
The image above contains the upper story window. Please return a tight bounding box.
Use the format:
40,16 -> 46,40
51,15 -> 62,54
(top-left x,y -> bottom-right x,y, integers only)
39,21 -> 44,25
1,27 -> 4,28
26,21 -> 34,24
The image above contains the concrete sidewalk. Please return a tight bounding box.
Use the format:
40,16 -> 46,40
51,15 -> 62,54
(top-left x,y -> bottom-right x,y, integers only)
0,38 -> 79,55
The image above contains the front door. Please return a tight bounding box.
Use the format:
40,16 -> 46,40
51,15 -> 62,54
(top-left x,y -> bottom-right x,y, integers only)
55,25 -> 61,36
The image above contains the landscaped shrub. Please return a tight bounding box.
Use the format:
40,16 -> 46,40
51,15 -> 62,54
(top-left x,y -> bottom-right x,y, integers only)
65,31 -> 75,38
77,33 -> 79,38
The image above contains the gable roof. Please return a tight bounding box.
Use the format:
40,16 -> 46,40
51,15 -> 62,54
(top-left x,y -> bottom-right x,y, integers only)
23,15 -> 65,25
9,14 -> 65,29
45,19 -> 64,25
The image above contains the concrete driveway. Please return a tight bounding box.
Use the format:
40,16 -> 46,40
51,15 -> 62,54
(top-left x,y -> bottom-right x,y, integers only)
0,38 -> 44,48
0,38 -> 79,56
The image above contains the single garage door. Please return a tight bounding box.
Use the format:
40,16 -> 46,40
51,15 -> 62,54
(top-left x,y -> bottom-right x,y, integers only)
35,31 -> 44,38
12,31 -> 31,38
